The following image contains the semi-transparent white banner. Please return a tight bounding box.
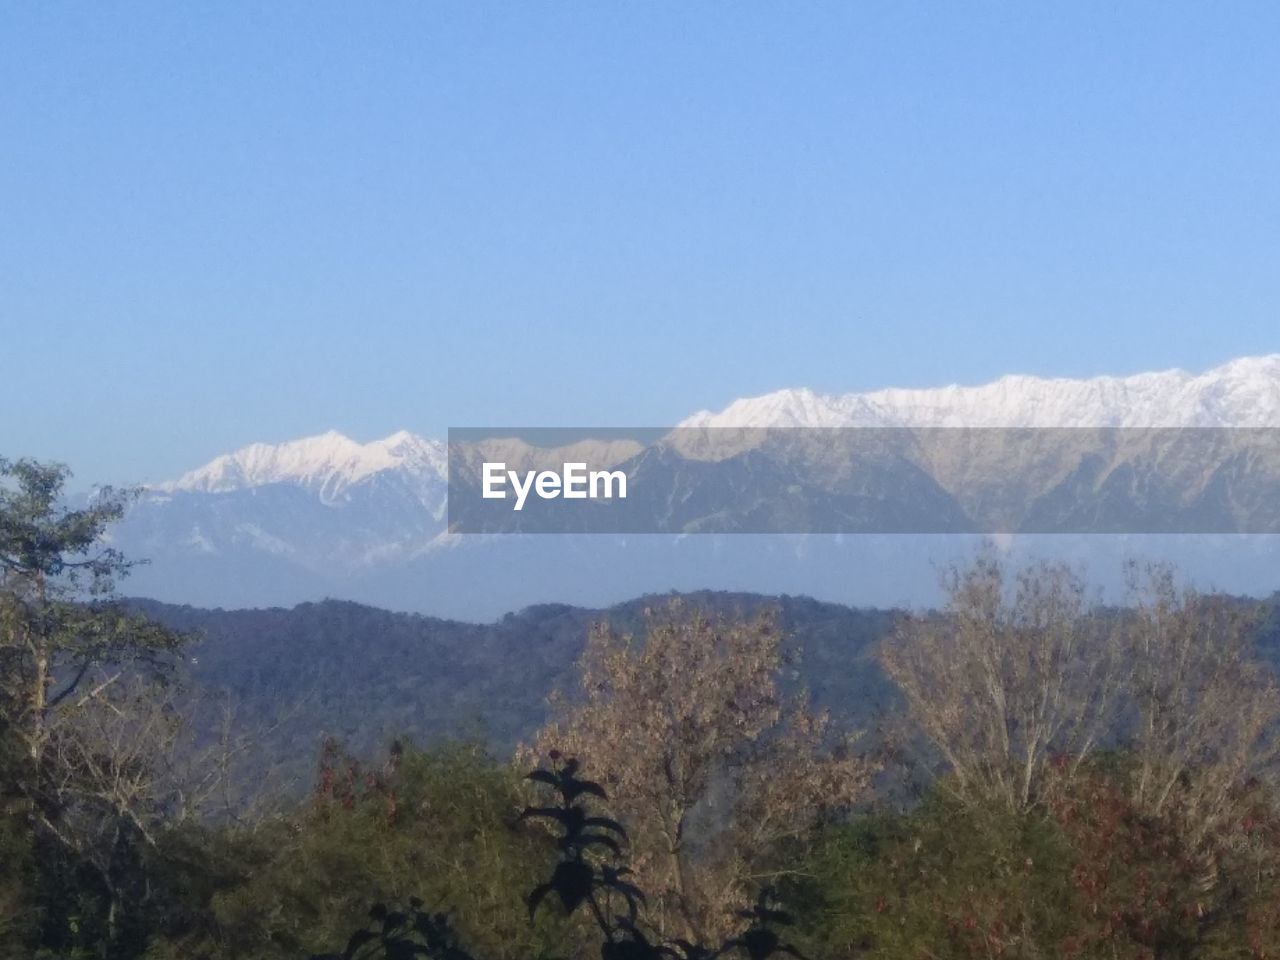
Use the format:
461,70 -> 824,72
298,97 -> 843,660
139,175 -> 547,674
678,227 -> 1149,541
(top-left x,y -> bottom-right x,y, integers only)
446,427 -> 1280,534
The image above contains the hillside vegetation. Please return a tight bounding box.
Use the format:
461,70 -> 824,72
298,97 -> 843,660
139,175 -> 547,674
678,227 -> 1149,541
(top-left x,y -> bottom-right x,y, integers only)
5,457 -> 1280,959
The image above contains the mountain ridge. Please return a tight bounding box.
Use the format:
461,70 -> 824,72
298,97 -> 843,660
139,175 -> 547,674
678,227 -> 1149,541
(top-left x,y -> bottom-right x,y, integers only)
110,354 -> 1280,618
680,354 -> 1280,430
156,354 -> 1280,496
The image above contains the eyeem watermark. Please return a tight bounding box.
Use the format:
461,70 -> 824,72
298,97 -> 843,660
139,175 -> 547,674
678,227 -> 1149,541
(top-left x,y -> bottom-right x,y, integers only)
449,426 -> 1280,534
482,462 -> 628,511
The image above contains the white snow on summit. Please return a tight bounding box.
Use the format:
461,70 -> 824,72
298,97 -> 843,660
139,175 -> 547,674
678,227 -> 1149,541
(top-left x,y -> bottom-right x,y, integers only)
679,355 -> 1280,429
159,429 -> 446,501
158,355 -> 1280,497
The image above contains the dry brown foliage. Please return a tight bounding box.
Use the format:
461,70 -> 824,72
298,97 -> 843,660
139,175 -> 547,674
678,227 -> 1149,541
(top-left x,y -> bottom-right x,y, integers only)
881,554 -> 1117,811
882,551 -> 1280,874
1123,563 -> 1280,861
520,600 -> 874,943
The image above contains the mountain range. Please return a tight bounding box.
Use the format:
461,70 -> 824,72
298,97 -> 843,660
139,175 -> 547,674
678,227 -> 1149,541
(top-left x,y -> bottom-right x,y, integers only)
112,356 -> 1280,617
682,354 -> 1280,429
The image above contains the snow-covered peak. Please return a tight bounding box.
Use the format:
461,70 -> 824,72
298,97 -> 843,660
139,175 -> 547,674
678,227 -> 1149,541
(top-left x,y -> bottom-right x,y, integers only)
680,355 -> 1280,429
157,355 -> 1280,498
160,429 -> 446,499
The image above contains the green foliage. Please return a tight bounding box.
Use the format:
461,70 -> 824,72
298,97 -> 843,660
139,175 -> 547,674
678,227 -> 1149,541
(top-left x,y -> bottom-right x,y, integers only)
0,457 -> 130,594
0,458 -> 185,724
310,754 -> 814,960
789,788 -> 1073,959
790,761 -> 1280,960
0,458 -> 190,960
162,741 -> 575,960
0,721 -> 36,953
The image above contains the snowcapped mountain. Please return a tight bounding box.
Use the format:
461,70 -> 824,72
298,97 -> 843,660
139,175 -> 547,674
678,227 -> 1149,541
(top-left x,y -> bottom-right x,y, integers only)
113,355 -> 1280,617
152,355 -> 1280,502
681,355 -> 1280,429
159,429 -> 447,506
121,430 -> 450,609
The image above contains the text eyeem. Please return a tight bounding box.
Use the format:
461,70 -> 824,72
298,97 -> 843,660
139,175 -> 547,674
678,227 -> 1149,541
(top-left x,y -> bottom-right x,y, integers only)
481,462 -> 628,511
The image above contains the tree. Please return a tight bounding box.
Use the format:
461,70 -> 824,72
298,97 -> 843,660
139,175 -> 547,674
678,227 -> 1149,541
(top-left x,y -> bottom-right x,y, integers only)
1121,563 -> 1280,869
882,552 -> 1280,877
0,457 -> 186,954
880,552 -> 1280,952
521,601 -> 873,943
0,458 -> 182,761
881,553 -> 1118,812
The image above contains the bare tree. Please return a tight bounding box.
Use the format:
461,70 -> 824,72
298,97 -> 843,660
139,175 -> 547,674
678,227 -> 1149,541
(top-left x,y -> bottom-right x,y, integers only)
520,601 -> 873,943
882,551 -> 1280,869
882,553 -> 1118,812
28,672 -> 287,939
1122,563 -> 1280,855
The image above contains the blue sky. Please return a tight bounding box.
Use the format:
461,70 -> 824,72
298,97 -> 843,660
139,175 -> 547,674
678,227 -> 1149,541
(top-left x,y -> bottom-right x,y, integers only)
3,2 -> 1278,485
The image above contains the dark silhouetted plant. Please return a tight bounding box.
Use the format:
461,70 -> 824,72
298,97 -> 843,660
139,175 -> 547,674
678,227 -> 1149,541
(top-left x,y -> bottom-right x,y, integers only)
522,754 -> 639,929
311,898 -> 476,960
315,754 -> 807,960
720,890 -> 804,960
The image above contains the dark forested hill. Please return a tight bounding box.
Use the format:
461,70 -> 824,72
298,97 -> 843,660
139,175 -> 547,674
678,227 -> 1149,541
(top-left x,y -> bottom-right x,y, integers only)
126,592 -> 902,784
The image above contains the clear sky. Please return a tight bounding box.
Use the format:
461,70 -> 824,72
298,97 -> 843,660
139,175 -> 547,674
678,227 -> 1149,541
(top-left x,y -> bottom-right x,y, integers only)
3,2 -> 1279,485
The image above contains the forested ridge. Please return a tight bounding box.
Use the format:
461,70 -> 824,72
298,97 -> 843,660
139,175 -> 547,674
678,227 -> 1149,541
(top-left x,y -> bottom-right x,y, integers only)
123,593 -> 898,779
